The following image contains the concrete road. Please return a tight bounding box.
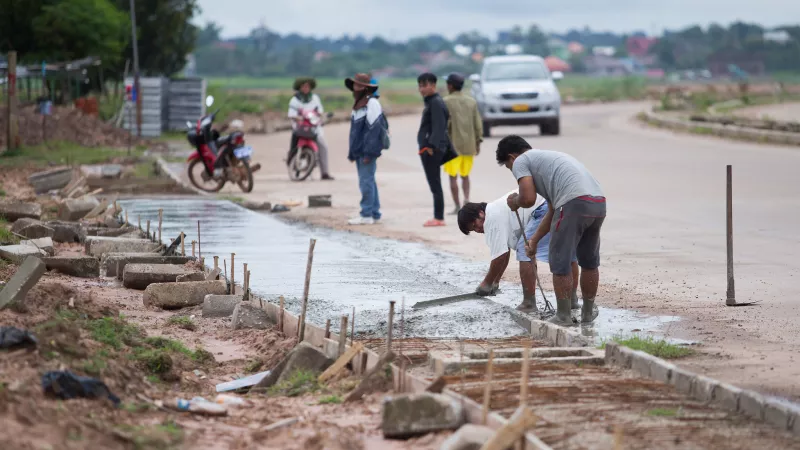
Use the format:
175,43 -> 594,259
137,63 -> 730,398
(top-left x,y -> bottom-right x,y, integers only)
232,101 -> 800,399
735,101 -> 800,122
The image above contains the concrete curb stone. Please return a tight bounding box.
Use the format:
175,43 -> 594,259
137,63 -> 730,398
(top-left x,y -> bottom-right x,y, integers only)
690,375 -> 718,404
670,367 -> 695,396
738,390 -> 766,421
711,382 -> 742,411
763,398 -> 793,431
648,359 -> 676,384
629,350 -> 658,378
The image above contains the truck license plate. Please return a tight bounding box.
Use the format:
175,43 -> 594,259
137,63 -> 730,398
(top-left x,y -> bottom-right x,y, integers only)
511,104 -> 529,112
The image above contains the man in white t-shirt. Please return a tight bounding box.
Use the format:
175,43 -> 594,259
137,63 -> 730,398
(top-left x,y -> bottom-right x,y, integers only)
458,190 -> 579,313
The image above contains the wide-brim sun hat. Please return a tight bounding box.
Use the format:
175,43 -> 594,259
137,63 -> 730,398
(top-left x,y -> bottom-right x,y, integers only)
293,77 -> 317,91
345,73 -> 378,93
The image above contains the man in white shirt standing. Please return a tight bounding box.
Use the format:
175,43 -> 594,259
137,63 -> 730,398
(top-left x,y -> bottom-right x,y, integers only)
288,77 -> 334,180
458,190 -> 580,313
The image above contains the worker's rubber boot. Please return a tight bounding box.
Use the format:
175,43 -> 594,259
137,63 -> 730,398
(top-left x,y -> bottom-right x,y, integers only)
548,297 -> 574,326
581,297 -> 599,324
515,295 -> 539,314
570,289 -> 580,310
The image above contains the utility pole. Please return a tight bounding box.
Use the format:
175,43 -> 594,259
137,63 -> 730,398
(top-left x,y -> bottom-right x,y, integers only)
129,0 -> 142,137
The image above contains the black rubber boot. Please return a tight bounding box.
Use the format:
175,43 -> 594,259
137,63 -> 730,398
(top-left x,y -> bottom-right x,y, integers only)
548,297 -> 574,326
515,295 -> 539,314
570,289 -> 580,310
581,298 -> 599,323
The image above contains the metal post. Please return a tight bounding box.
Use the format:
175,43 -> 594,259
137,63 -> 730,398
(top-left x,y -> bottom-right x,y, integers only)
5,51 -> 19,153
129,0 -> 142,137
726,165 -> 736,306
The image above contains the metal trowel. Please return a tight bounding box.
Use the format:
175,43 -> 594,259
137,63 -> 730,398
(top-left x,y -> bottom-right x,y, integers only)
412,292 -> 487,309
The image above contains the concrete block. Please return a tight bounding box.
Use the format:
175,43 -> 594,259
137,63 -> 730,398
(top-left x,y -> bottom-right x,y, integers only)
614,345 -> 635,369
143,280 -> 227,309
649,359 -> 676,384
788,403 -> 800,436
738,390 -> 766,420
604,342 -> 618,363
382,393 -> 464,438
630,350 -> 657,378
84,226 -> 132,238
671,367 -> 695,395
102,253 -> 191,278
28,167 -> 72,193
47,221 -> 83,243
0,245 -> 49,264
438,424 -> 494,450
123,263 -> 201,290
231,302 -> 274,330
308,195 -> 332,207
0,201 -> 42,222
690,375 -> 718,404
545,323 -> 559,345
0,256 -> 46,310
85,236 -> 160,257
15,222 -> 54,240
763,398 -> 792,430
563,329 -> 588,347
21,237 -> 55,256
712,382 -> 742,412
42,256 -> 100,278
254,342 -> 334,389
176,272 -> 206,282
556,328 -> 568,347
202,294 -> 243,318
58,197 -> 99,221
532,321 -> 549,340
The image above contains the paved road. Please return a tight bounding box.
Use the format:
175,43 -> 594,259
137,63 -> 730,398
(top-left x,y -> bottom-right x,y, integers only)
736,101 -> 800,122
230,101 -> 800,399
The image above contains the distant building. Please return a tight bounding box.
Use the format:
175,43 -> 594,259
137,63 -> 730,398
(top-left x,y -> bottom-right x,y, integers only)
313,51 -> 331,62
215,41 -> 236,51
707,50 -> 765,77
504,44 -> 523,55
626,36 -> 657,57
544,56 -> 571,73
584,55 -> 629,76
592,46 -> 616,57
567,42 -> 585,55
764,30 -> 792,44
453,44 -> 472,57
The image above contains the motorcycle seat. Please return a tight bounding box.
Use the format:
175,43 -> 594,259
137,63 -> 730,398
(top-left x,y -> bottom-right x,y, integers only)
216,134 -> 233,146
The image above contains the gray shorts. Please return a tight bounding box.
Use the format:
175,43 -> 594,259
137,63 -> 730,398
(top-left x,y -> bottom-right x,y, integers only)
548,196 -> 606,275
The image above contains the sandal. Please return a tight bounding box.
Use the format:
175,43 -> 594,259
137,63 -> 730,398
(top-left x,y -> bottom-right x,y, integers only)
423,219 -> 446,227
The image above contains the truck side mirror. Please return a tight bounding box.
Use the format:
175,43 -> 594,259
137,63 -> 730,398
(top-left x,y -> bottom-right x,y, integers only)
469,73 -> 480,84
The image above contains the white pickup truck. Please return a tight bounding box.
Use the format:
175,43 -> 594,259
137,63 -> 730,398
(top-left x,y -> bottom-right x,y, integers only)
470,55 -> 563,137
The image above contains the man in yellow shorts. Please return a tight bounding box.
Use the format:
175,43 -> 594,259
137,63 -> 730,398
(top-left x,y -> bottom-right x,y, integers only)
444,73 -> 483,215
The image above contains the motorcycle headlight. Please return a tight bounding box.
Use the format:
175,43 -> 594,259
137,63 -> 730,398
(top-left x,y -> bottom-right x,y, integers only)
309,116 -> 320,126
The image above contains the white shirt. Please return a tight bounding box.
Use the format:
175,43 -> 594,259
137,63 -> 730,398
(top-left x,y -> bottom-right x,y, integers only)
483,190 -> 546,260
288,94 -> 325,136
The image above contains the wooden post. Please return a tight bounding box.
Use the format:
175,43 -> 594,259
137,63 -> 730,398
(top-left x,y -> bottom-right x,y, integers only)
350,307 -> 356,346
125,211 -> 128,226
278,296 -> 285,333
199,257 -> 205,268
242,263 -> 249,300
4,51 -> 19,152
726,165 -> 736,306
213,256 -> 219,272
338,315 -> 348,357
247,270 -> 252,302
146,220 -> 150,240
324,319 -> 331,338
158,209 -> 163,243
297,238 -> 317,342
191,241 -> 196,257
387,301 -> 396,353
230,253 -> 235,293
197,220 -> 201,259
223,259 -> 228,293
482,349 -> 495,425
517,342 -> 531,450
138,215 -> 141,231
180,232 -> 185,256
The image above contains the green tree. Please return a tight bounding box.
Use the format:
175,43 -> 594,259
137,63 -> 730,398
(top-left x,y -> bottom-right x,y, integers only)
524,25 -> 549,56
197,21 -> 222,47
114,0 -> 199,76
31,0 -> 129,64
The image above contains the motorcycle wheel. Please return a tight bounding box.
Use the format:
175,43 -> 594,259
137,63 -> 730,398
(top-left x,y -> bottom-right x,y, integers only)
187,159 -> 225,193
235,160 -> 254,193
287,147 -> 317,182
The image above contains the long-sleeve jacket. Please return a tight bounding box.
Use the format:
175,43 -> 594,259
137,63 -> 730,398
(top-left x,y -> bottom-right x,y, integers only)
288,93 -> 325,136
417,93 -> 450,152
444,91 -> 482,156
348,97 -> 385,161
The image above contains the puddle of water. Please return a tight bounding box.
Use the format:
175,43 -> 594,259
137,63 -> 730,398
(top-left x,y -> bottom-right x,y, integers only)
120,198 -> 683,342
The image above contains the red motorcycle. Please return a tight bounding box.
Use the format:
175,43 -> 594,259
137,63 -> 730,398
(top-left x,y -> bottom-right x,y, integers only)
287,108 -> 333,181
186,96 -> 260,193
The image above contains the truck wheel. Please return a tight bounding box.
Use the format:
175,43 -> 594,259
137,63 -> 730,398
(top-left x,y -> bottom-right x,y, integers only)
541,119 -> 560,136
482,121 -> 491,138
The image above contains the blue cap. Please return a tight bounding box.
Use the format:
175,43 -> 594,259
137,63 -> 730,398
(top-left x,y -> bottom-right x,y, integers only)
371,78 -> 380,98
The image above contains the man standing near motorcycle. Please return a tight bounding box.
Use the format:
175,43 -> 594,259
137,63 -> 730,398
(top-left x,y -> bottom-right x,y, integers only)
345,73 -> 386,225
288,77 -> 334,180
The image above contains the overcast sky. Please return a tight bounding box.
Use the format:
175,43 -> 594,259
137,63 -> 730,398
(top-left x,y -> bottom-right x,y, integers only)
196,0 -> 800,40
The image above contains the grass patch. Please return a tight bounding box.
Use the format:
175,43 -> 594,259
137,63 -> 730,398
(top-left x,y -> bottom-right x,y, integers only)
0,218 -> 19,244
604,335 -> 694,359
647,407 -> 679,417
117,420 -> 183,450
0,141 -> 144,168
81,355 -> 108,376
0,187 -> 5,197
244,359 -> 264,374
135,349 -> 174,375
689,126 -> 714,135
143,336 -> 213,363
218,194 -> 245,204
318,394 -> 342,405
133,161 -> 158,179
268,369 -> 320,397
167,316 -> 196,331
86,317 -> 143,350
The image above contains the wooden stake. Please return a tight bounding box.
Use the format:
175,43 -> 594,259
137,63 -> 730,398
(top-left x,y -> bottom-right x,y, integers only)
278,296 -> 285,333
157,208 -> 163,243
319,342 -> 364,384
324,318 -> 331,338
297,238 -> 317,342
247,270 -> 252,302
230,253 -> 235,293
146,220 -> 150,240
344,351 -> 395,403
350,307 -> 356,346
223,259 -> 228,293
191,241 -> 196,257
197,220 -> 201,259
480,406 -> 538,450
613,425 -> 623,450
517,342 -> 531,450
125,210 -> 128,226
180,232 -> 185,256
387,300 -> 396,353
338,315 -> 348,357
213,256 -> 219,271
482,349 -> 495,425
726,164 -> 736,306
138,215 -> 141,231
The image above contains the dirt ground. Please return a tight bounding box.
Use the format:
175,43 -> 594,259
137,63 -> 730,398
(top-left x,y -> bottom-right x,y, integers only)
221,101 -> 800,403
0,249 -> 451,450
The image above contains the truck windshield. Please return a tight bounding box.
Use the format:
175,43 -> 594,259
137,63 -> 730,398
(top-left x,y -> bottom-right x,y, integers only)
484,62 -> 549,81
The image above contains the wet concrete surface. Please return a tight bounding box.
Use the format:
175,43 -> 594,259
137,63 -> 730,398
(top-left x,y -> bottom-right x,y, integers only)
120,198 -> 683,342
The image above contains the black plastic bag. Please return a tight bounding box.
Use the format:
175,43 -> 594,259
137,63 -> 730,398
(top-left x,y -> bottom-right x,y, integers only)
41,371 -> 121,406
0,326 -> 38,350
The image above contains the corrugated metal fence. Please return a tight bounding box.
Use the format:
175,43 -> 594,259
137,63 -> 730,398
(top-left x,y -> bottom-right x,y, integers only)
122,77 -> 206,137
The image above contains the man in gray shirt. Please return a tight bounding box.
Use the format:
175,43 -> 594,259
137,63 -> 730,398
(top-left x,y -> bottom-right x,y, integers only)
496,135 -> 606,326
